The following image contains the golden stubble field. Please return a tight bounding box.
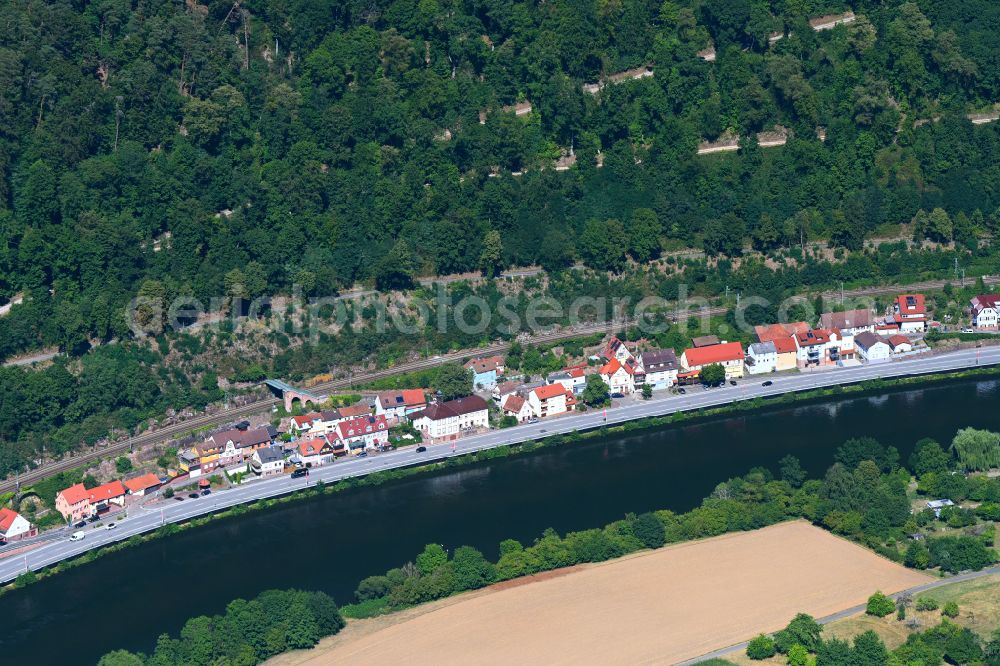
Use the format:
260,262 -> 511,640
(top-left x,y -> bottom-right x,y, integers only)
271,521 -> 931,666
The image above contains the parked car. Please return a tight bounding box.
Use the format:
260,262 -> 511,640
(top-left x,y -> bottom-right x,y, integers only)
73,520 -> 87,528
173,495 -> 185,501
291,468 -> 308,479
86,515 -> 100,523
357,451 -> 368,458
188,492 -> 199,499
762,380 -> 773,387
729,380 -> 737,386
201,489 -> 211,496
416,446 -> 427,453
105,522 -> 117,531
527,417 -> 539,424
961,327 -> 974,333
678,387 -> 686,394
70,531 -> 85,541
610,392 -> 625,399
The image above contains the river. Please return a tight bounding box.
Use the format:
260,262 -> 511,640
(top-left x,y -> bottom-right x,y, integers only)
3,378 -> 1000,664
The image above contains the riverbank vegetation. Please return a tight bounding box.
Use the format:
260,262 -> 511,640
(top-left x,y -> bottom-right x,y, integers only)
96,589 -> 344,666
339,428 -> 999,620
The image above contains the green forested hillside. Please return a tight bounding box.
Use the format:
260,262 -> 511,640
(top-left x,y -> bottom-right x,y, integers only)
1,0 -> 999,358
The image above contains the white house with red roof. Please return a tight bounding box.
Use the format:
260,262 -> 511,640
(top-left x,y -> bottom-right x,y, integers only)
887,334 -> 913,353
546,367 -> 587,395
793,328 -> 844,367
970,294 -> 1000,329
290,412 -> 324,435
0,507 -> 35,542
528,383 -> 573,418
296,436 -> 335,466
87,480 -> 128,512
333,414 -> 390,452
892,294 -> 927,333
680,342 -> 745,379
601,336 -> 635,364
855,331 -> 891,362
599,357 -> 637,394
501,394 -> 533,422
124,473 -> 162,496
375,389 -> 427,420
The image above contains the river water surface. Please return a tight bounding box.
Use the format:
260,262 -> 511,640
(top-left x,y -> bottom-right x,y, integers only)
3,378 -> 1000,664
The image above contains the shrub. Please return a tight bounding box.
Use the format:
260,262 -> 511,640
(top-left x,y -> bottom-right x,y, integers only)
866,591 -> 895,617
942,601 -> 959,618
747,634 -> 777,660
786,644 -> 809,666
915,596 -> 939,611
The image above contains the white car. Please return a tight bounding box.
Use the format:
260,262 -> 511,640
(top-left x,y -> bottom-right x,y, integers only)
105,522 -> 118,531
70,531 -> 85,541
961,327 -> 974,333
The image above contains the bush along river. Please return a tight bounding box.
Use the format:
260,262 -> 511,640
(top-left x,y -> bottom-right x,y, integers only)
3,377 -> 1000,664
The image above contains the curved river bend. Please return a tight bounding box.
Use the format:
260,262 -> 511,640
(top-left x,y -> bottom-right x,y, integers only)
3,378 -> 1000,664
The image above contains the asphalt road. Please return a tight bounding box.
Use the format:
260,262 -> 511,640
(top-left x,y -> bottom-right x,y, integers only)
2,345 -> 999,585
5,274 -> 999,495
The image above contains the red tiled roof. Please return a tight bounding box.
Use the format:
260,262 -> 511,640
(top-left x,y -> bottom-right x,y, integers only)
124,473 -> 161,493
682,342 -> 745,367
896,294 -> 926,315
88,481 -> 127,502
755,322 -> 809,343
464,356 -> 504,374
534,383 -> 567,400
298,437 -> 331,458
795,329 -> 832,346
412,395 -> 489,421
600,358 -> 635,376
819,309 -> 874,331
292,413 -> 322,427
888,335 -> 910,347
0,507 -> 23,532
336,414 -> 389,440
59,483 -> 91,506
337,404 -> 370,419
971,294 -> 1000,313
378,389 -> 426,409
502,394 -> 526,413
772,336 -> 797,354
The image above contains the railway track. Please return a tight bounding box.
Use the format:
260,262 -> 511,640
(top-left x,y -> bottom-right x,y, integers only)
3,274 -> 996,495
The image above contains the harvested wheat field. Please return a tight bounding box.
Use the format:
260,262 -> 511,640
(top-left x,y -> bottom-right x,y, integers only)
276,521 -> 930,666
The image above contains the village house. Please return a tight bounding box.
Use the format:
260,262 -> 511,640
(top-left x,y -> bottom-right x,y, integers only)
855,331 -> 891,362
55,483 -> 94,522
691,335 -> 720,348
501,394 -> 533,423
970,294 -> 1000,329
745,341 -> 777,375
601,336 -> 636,364
464,356 -> 505,389
0,507 -> 35,542
123,473 -> 162,497
333,414 -> 391,452
794,328 -> 843,367
213,427 -> 274,467
87,480 -> 128,513
637,349 -> 678,390
819,309 -> 875,336
289,412 -> 324,435
599,357 -> 637,394
250,446 -> 286,476
888,335 -> 913,354
754,324 -> 803,372
374,389 -> 427,420
296,437 -> 335,467
546,367 -> 587,395
891,294 -> 928,333
410,395 -> 490,442
680,342 -> 745,380
492,380 -> 522,403
528,384 -> 574,418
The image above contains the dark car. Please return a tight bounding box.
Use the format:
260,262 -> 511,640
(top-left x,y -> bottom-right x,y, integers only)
173,495 -> 185,501
730,380 -> 737,386
416,446 -> 427,453
357,451 -> 367,458
86,514 -> 100,523
762,380 -> 773,387
188,492 -> 199,499
291,468 -> 308,479
201,489 -> 211,496
73,520 -> 87,528
678,387 -> 686,394
610,392 -> 625,399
